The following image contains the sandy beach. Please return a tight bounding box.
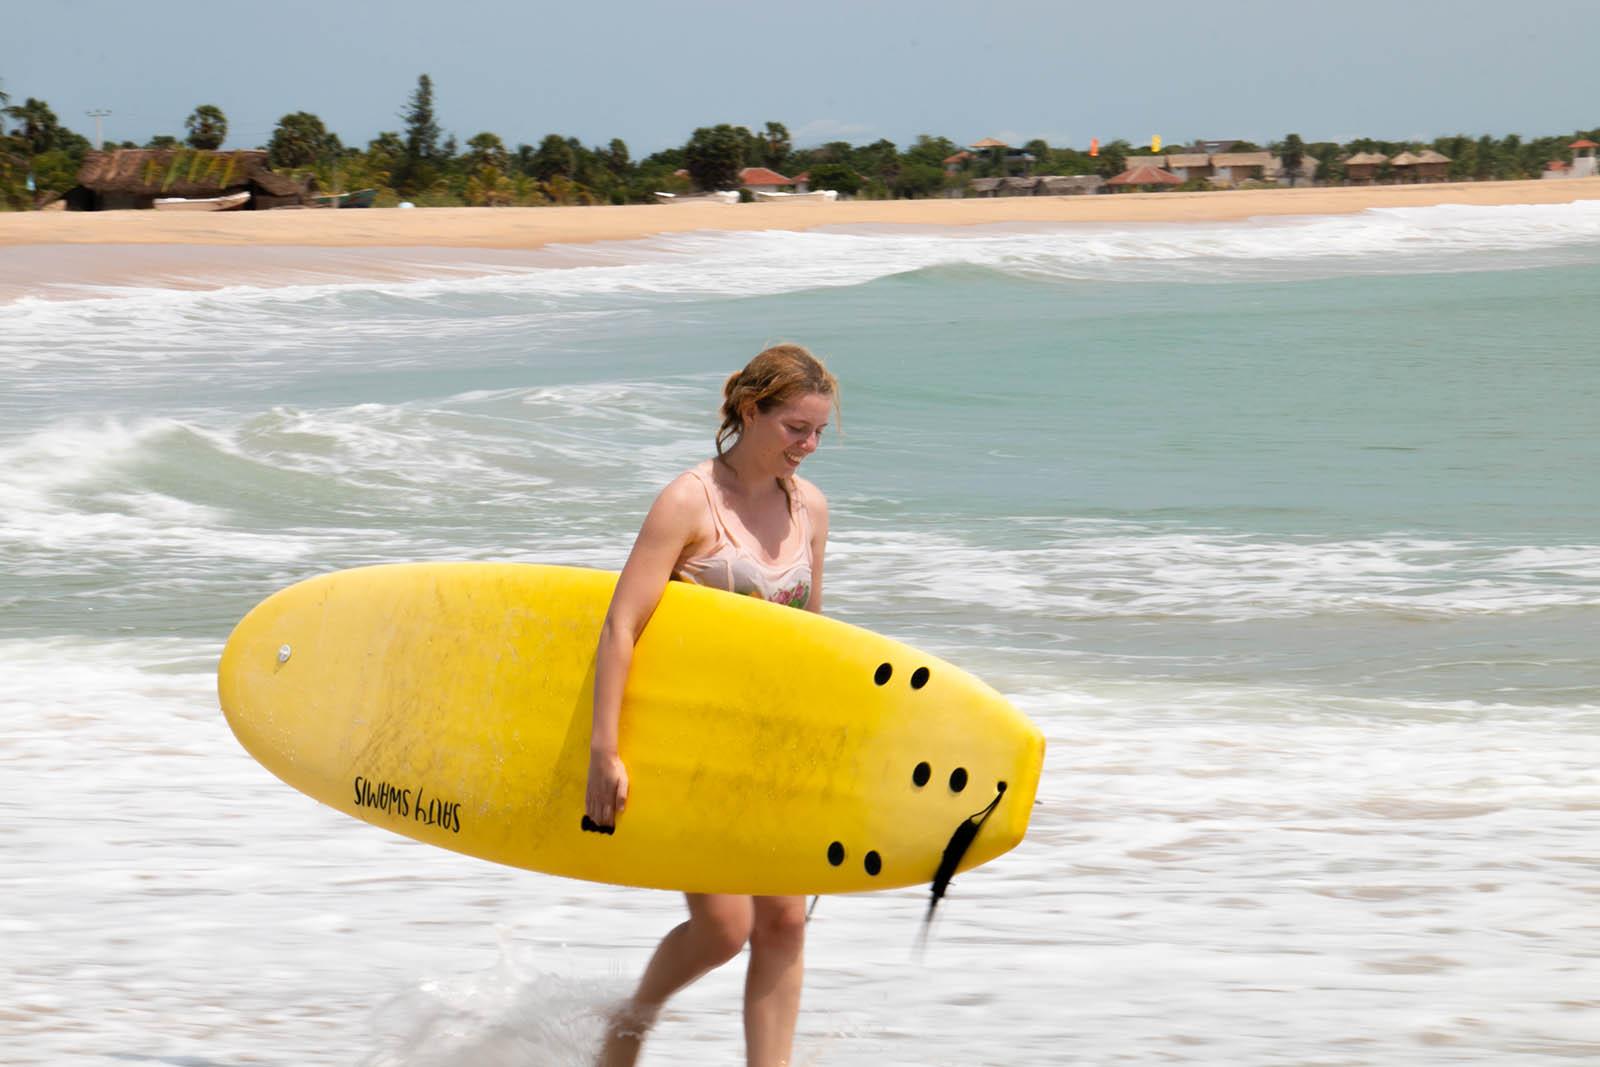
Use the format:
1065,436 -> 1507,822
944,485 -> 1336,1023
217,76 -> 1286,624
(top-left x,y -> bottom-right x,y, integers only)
4,178 -> 1597,302
4,178 -> 1599,251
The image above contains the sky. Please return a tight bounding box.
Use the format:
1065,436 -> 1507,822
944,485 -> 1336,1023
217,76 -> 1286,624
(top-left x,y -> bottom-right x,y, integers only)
4,0 -> 1598,156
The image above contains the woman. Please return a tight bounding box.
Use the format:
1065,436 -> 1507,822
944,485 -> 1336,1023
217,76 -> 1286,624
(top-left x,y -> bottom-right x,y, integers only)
587,343 -> 839,1067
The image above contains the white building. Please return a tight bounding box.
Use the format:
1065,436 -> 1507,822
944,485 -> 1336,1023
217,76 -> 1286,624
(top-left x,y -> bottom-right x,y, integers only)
1569,139 -> 1597,179
1544,139 -> 1597,180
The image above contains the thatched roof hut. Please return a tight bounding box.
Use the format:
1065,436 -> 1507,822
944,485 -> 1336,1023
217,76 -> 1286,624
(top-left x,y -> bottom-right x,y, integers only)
1391,149 -> 1451,183
1164,153 -> 1212,180
68,149 -> 309,210
1342,151 -> 1388,184
1210,151 -> 1275,185
1035,175 -> 1103,196
1266,155 -> 1320,185
998,176 -> 1040,196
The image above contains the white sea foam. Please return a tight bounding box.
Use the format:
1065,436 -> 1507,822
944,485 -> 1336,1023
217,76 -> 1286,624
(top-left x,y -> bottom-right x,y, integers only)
0,392 -> 700,621
0,417 -> 312,566
362,953 -> 617,1067
3,200 -> 1599,351
830,524 -> 1600,621
4,403 -> 1598,626
4,635 -> 1599,1065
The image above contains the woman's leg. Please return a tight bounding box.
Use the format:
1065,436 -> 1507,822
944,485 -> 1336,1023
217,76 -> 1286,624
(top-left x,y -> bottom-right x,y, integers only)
743,895 -> 807,1067
599,893 -> 754,1067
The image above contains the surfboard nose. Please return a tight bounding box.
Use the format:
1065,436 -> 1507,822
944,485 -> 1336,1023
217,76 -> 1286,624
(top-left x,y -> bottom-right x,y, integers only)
969,724 -> 1046,868
1006,727 -> 1046,839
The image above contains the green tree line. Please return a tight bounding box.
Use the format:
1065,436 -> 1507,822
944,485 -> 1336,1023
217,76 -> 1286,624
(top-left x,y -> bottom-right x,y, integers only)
2,74 -> 1596,209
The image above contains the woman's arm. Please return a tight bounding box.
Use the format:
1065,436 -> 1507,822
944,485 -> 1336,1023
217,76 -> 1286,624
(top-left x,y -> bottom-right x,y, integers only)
802,479 -> 830,615
586,475 -> 704,828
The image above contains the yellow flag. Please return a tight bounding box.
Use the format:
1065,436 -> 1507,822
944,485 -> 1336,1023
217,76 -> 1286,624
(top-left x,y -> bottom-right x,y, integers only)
1151,135 -> 1162,152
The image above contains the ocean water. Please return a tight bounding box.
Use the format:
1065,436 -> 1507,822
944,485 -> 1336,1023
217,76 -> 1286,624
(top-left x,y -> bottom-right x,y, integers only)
4,201 -> 1600,1066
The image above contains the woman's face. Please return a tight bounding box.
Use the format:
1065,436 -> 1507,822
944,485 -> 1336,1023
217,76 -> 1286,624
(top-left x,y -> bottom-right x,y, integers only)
742,392 -> 833,476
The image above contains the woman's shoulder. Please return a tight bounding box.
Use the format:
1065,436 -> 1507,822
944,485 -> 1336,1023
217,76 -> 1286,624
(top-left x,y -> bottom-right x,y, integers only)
658,466 -> 711,508
638,469 -> 717,550
642,466 -> 709,522
793,473 -> 825,499
675,458 -> 717,486
792,475 -> 828,516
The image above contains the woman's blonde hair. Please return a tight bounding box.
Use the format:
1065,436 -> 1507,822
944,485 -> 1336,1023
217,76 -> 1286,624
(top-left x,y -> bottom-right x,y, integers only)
715,343 -> 840,456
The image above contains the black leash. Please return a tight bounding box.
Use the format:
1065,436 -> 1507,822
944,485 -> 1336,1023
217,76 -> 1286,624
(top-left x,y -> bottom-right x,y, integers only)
917,783 -> 1007,955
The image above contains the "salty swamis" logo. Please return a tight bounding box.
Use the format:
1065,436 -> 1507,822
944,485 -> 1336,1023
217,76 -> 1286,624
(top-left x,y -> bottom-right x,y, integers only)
354,775 -> 462,833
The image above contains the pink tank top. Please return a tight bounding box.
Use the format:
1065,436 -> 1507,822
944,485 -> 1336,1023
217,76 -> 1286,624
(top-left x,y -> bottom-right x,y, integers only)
674,460 -> 814,609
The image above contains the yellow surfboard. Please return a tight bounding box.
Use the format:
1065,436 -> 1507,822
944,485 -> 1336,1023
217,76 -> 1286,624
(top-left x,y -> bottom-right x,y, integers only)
218,563 -> 1044,896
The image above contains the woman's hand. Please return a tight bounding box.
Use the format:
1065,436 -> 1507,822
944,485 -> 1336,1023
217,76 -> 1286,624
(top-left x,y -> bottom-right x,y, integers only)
586,748 -> 629,830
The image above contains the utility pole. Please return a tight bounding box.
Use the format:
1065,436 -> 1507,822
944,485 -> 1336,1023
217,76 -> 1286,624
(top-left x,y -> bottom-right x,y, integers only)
86,109 -> 111,151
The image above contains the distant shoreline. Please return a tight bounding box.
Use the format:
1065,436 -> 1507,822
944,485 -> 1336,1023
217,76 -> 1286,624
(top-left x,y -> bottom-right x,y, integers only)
3,179 -> 1598,252
3,178 -> 1597,303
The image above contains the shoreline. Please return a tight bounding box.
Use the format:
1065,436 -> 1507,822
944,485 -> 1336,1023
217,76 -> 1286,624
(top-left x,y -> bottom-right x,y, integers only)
3,178 -> 1597,303
3,178 -> 1598,251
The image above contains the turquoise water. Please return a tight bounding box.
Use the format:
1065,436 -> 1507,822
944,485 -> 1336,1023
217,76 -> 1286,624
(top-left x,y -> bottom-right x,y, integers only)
4,203 -> 1600,1064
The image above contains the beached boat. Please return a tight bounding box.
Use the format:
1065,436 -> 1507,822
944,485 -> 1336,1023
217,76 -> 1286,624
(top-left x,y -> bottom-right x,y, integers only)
152,190 -> 251,212
654,191 -> 739,205
752,189 -> 839,203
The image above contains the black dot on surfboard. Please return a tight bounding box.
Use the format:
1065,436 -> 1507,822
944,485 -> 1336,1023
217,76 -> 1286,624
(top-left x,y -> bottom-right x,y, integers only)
827,841 -> 845,866
949,767 -> 968,793
996,781 -> 1007,794
864,851 -> 882,876
912,761 -> 931,787
910,667 -> 930,689
874,663 -> 892,685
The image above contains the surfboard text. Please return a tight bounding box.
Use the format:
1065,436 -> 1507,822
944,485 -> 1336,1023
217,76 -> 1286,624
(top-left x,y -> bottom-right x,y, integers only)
414,788 -> 462,833
354,775 -> 410,817
353,775 -> 461,833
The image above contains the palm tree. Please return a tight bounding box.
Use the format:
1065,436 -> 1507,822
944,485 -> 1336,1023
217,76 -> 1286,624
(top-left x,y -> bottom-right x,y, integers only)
1279,133 -> 1305,187
464,131 -> 508,172
760,121 -> 791,171
267,111 -> 338,169
185,105 -> 228,150
0,86 -> 31,209
4,97 -> 64,155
